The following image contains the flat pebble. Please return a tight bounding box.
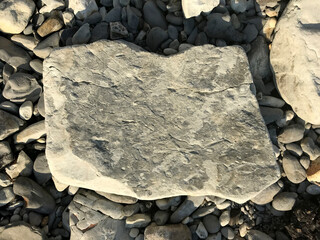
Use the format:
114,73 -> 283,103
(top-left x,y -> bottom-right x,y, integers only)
0,110 -> 25,140
278,124 -> 305,144
0,141 -> 14,169
28,212 -> 42,226
37,15 -> 64,37
170,196 -> 204,223
33,153 -> 52,185
29,59 -> 43,74
247,230 -> 273,240
285,143 -> 303,157
129,228 -> 140,238
203,215 -> 220,234
250,182 -> 281,205
301,137 -> 320,160
272,192 -> 297,211
306,184 -> 320,195
14,120 -> 46,144
282,152 -> 306,184
146,27 -> 168,52
110,21 -> 129,40
143,1 -> 167,30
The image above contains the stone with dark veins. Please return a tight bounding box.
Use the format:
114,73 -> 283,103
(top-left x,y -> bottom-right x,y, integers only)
43,40 -> 280,203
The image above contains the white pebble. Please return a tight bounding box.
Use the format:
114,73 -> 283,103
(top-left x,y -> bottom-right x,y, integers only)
19,101 -> 33,120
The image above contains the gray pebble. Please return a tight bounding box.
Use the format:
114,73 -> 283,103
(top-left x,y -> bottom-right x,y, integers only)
127,5 -> 140,33
178,43 -> 193,51
135,234 -> 144,240
301,137 -> 320,160
0,173 -> 11,187
196,221 -> 208,239
170,196 -> 204,223
285,143 -> 303,157
195,32 -> 208,46
216,200 -> 231,210
306,184 -> 320,195
203,215 -> 220,234
300,156 -> 310,170
163,48 -> 177,55
10,214 -> 21,223
221,226 -> 235,239
19,101 -> 33,121
126,214 -> 151,228
28,211 -> 42,226
6,150 -> 33,179
129,228 -> 140,238
154,210 -> 169,225
272,192 -> 297,211
110,21 -> 128,40
146,27 -> 168,52
72,23 -> 91,45
33,153 -> 51,185
166,13 -> 183,25
33,32 -> 60,59
29,59 -> 43,74
187,27 -> 198,44
282,152 -> 306,184
243,23 -> 258,43
105,6 -> 122,22
90,22 -> 109,42
0,187 -> 15,207
258,95 -> 285,108
0,101 -> 19,115
250,182 -> 281,205
0,141 -> 14,169
168,25 -> 178,39
260,106 -> 283,125
143,1 -> 167,29
184,18 -> 195,35
191,205 -> 217,219
278,124 -> 305,144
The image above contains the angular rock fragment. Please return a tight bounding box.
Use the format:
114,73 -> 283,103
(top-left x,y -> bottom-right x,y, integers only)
0,110 -> 25,140
270,0 -> 320,124
44,40 -> 280,203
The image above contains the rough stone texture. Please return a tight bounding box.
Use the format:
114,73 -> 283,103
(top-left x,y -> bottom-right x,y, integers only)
182,0 -> 219,18
44,40 -> 280,203
0,0 -> 36,34
270,0 -> 320,124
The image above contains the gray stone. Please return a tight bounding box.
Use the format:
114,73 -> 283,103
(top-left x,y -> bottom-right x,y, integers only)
0,187 -> 15,207
191,205 -> 217,219
43,40 -> 280,202
14,120 -> 46,144
243,23 -> 258,43
170,196 -> 204,223
203,215 -> 220,234
5,150 -> 33,179
68,0 -> 98,20
0,141 -> 13,170
247,230 -> 273,240
33,153 -> 51,185
144,223 -> 192,240
154,210 -> 170,225
40,0 -> 65,14
301,137 -> 320,160
285,143 -> 303,157
156,197 -> 181,210
11,35 -> 39,51
282,152 -> 306,184
104,6 -> 121,22
182,0 -> 219,18
28,212 -> 42,226
306,184 -> 320,195
0,0 -> 35,34
0,36 -> 31,70
221,226 -> 235,239
92,198 -> 123,219
125,213 -> 151,228
72,23 -> 91,45
196,221 -> 208,239
0,173 -> 11,187
13,177 -> 56,214
0,101 -> 19,115
96,191 -> 138,204
90,22 -> 109,42
0,222 -> 45,240
83,12 -> 102,25
0,110 -> 24,140
278,124 -> 305,144
3,73 -> 42,103
122,203 -> 140,217
146,27 -> 169,52
272,192 -> 297,211
270,0 -> 320,124
33,32 -> 60,59
260,107 -> 283,125
143,1 -> 167,30
110,22 -> 128,40
127,5 -> 140,33
230,0 -> 254,13
250,182 -> 281,205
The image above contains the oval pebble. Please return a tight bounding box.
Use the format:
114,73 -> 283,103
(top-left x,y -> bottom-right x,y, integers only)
203,215 -> 220,234
221,226 -> 235,239
272,192 -> 297,211
306,184 -> 320,195
19,101 -> 33,120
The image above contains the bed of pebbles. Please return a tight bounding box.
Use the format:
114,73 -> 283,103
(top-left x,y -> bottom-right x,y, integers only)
0,0 -> 319,239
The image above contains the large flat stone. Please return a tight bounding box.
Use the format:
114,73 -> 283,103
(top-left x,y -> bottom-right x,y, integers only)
270,0 -> 320,124
43,40 -> 280,203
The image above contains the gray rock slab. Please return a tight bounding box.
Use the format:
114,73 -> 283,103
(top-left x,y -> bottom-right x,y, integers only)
43,40 -> 280,203
270,0 -> 320,124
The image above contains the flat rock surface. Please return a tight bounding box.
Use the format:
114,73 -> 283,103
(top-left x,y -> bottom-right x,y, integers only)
270,0 -> 320,124
44,40 -> 280,203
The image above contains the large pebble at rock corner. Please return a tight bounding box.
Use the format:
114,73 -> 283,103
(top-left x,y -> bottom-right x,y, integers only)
270,0 -> 320,124
0,0 -> 36,34
43,40 -> 280,203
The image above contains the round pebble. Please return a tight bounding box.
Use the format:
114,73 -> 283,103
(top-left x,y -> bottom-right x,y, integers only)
129,228 -> 140,238
272,192 -> 297,211
203,215 -> 220,234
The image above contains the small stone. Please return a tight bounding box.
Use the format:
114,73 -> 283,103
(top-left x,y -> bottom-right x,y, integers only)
301,137 -> 320,160
3,73 -> 42,103
29,59 -> 43,74
286,143 -> 303,157
250,182 -> 281,205
278,124 -> 305,144
62,11 -> 75,27
260,107 -> 283,125
104,6 -> 121,22
37,15 -> 64,37
144,223 -> 192,240
90,22 -> 109,42
0,101 -> 19,115
306,184 -> 320,195
230,0 -> 254,13
0,141 -> 14,170
219,210 -> 230,227
154,210 -> 170,225
239,223 -> 248,237
127,5 -> 140,33
221,226 -> 235,239
163,48 -> 177,55
0,0 -> 36,34
126,214 -> 151,228
216,200 -> 231,210
156,197 -> 181,210
0,187 -> 15,207
203,215 -> 220,234
37,94 -> 45,117
243,23 -> 258,43
178,43 -> 193,51
10,215 -> 21,222
84,12 -> 102,25
33,153 -> 51,185
13,177 -> 56,214
5,150 -> 33,179
191,205 -> 217,219
13,120 -> 46,144
247,230 -> 273,240
110,22 -> 128,40
182,0 -> 219,18
272,192 -> 297,211
300,156 -> 310,170
72,23 -> 91,45
28,212 -> 42,226
258,95 -> 285,108
0,110 -> 25,140
122,203 -> 140,217
68,0 -> 98,20
168,25 -> 178,40
33,32 -> 60,59
283,152 -> 306,184
143,1 -> 167,30
19,101 -> 33,121
196,221 -> 208,239
0,173 -> 11,187
11,35 -> 39,51
129,228 -> 140,238
146,27 -> 169,52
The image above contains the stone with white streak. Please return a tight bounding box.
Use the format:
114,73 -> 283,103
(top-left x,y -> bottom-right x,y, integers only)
270,0 -> 320,124
43,40 -> 280,203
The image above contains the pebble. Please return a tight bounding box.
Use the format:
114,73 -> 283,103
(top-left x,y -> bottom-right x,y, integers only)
195,32 -> 208,46
219,210 -> 230,227
178,43 -> 193,52
247,230 -> 273,240
300,156 -> 310,170
10,214 -> 21,222
19,101 -> 33,121
0,187 -> 15,207
250,182 -> 281,205
239,223 -> 248,237
169,39 -> 179,50
170,196 -> 204,223
0,141 -> 14,169
125,213 -> 151,228
163,48 -> 177,55
129,228 -> 140,238
206,232 -> 222,240
37,15 -> 64,37
216,200 -> 231,210
272,192 -> 297,211
306,184 -> 320,195
243,23 -> 258,43
84,12 -> 102,25
166,13 -> 183,25
191,205 -> 217,219
33,153 -> 52,185
92,198 -> 123,219
29,59 -> 43,74
127,5 -> 140,33
69,0 -> 98,20
196,221 -> 208,239
13,177 -> 56,214
0,101 -> 19,115
72,23 -> 91,45
5,150 -> 33,179
29,212 -> 43,226
0,173 -> 11,187
203,215 -> 220,234
146,27 -> 169,52
33,32 -> 60,59
0,221 -> 46,239
154,210 -> 170,225
156,196 -> 181,210
110,21 -> 129,40
278,124 -> 305,144
121,203 -> 140,217
282,152 -> 306,184
285,143 -> 303,157
135,234 -> 144,240
40,0 -> 65,14
14,120 -> 46,144
62,11 -> 75,27
104,6 -> 121,22
260,107 -> 283,125
0,110 -> 25,140
301,137 -> 320,160
10,35 -> 39,51
258,95 -> 285,108
143,1 -> 167,30
221,226 -> 235,239
144,223 -> 192,240
168,25 -> 179,40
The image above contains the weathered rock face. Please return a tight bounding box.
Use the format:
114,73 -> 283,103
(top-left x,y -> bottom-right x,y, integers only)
182,0 -> 219,18
270,0 -> 320,124
44,40 -> 280,203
